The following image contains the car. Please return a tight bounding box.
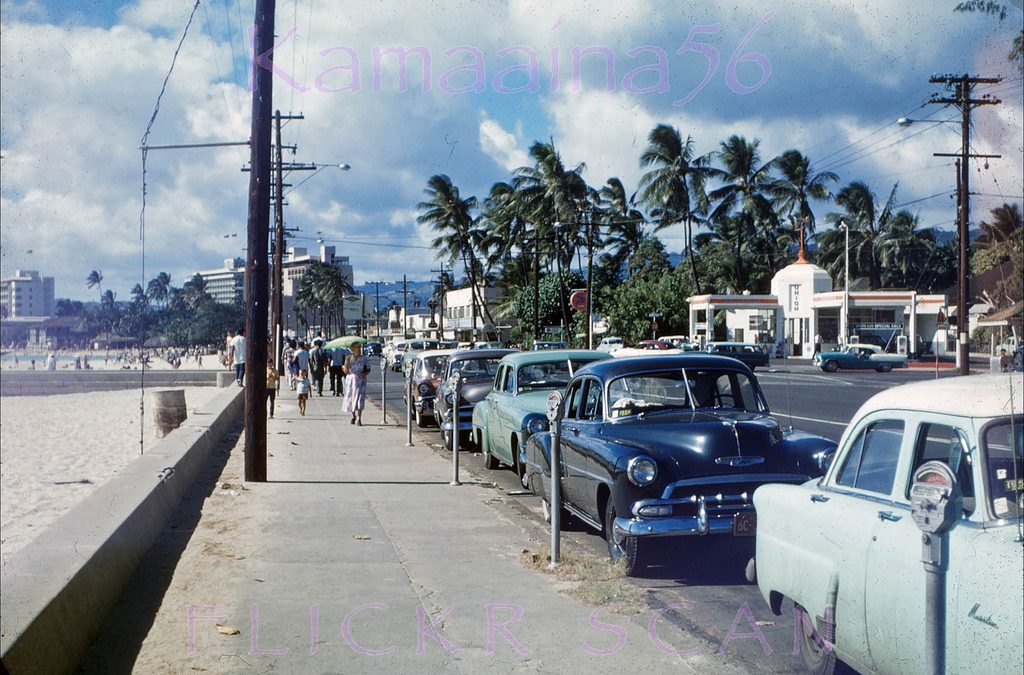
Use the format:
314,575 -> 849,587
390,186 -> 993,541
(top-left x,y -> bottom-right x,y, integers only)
812,343 -> 908,372
403,349 -> 457,427
635,340 -> 673,350
705,342 -> 770,370
521,354 -> 837,576
474,341 -> 504,350
363,342 -> 383,358
434,349 -> 517,450
388,338 -> 439,372
473,350 -> 612,479
660,334 -> 698,350
532,341 -> 569,351
753,375 -> 1023,675
596,336 -> 625,353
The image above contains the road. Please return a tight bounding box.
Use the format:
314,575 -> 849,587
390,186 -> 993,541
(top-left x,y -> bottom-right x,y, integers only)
362,357 -> 957,673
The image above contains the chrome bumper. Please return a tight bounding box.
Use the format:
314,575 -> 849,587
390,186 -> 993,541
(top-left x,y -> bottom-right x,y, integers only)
440,419 -> 473,432
614,513 -> 741,538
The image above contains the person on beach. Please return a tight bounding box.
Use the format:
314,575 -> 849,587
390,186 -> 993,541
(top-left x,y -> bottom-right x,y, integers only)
266,358 -> 279,418
342,342 -> 370,425
296,368 -> 311,416
230,328 -> 246,386
46,353 -> 56,370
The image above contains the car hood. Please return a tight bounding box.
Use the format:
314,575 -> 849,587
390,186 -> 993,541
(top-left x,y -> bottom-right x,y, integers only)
607,410 -> 802,476
508,389 -> 557,415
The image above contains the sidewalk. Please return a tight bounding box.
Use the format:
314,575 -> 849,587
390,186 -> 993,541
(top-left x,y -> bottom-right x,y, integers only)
78,392 -> 741,673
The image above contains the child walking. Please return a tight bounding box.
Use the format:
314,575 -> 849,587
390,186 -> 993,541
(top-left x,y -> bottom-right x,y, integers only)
296,368 -> 311,416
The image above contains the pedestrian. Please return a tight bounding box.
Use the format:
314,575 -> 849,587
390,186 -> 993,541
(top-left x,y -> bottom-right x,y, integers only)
294,340 -> 310,385
342,342 -> 370,425
223,330 -> 234,368
46,353 -> 56,370
310,339 -> 326,397
329,345 -> 349,397
266,358 -> 279,418
230,328 -> 246,386
813,333 -> 823,355
999,348 -> 1011,372
281,339 -> 297,390
296,368 -> 310,416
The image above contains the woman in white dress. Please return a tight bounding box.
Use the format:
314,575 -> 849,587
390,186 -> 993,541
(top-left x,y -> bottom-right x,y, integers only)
342,342 -> 370,425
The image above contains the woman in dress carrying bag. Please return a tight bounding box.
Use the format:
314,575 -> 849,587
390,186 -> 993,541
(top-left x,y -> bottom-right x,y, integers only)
342,342 -> 371,425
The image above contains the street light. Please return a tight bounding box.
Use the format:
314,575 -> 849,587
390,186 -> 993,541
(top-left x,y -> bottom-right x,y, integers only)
839,221 -> 850,345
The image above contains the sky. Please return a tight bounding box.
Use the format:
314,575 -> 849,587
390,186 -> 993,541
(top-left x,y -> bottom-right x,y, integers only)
1,0 -> 1021,302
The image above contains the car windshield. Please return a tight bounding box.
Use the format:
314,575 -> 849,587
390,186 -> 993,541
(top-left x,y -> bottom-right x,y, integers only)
607,369 -> 765,418
517,359 -> 593,391
419,356 -> 447,379
982,418 -> 1024,520
450,357 -> 502,378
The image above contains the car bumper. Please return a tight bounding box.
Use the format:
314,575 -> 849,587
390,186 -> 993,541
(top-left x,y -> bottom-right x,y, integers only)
414,396 -> 435,414
613,512 -> 748,538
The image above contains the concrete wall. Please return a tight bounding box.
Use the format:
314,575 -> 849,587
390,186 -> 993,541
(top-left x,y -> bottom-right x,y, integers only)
0,386 -> 244,674
0,370 -> 220,397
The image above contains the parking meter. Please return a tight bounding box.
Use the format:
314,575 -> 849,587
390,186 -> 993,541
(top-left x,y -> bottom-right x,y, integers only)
380,356 -> 387,424
910,460 -> 962,675
405,362 -> 414,447
546,391 -> 564,568
449,373 -> 462,486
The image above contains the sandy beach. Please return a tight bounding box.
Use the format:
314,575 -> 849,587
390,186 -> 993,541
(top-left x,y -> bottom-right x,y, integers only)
0,385 -> 224,567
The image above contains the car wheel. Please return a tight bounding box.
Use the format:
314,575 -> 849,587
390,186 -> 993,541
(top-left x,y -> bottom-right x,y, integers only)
875,364 -> 892,373
512,438 -> 527,486
795,603 -> 838,675
481,431 -> 500,470
415,408 -> 429,428
604,499 -> 642,576
823,360 -> 839,373
441,428 -> 452,451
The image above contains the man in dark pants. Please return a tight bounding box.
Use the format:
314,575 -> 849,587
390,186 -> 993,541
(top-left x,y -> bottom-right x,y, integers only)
309,339 -> 326,397
329,346 -> 349,396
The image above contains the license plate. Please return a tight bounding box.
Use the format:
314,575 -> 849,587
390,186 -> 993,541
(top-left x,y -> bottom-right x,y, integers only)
734,511 -> 757,536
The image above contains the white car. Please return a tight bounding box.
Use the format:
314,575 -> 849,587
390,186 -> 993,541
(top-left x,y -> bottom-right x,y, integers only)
596,336 -> 624,353
754,374 -> 1023,674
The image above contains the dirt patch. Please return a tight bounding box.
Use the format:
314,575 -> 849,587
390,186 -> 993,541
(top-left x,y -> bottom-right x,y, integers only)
520,546 -> 649,614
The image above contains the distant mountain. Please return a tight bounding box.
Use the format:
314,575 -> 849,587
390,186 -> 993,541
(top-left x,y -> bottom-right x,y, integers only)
353,280 -> 436,310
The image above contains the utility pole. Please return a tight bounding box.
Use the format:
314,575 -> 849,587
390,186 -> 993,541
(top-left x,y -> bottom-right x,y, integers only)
928,74 -> 1001,376
271,111 -> 307,375
431,263 -> 450,341
533,233 -> 541,341
243,0 -> 276,483
586,213 -> 595,349
402,274 -> 409,338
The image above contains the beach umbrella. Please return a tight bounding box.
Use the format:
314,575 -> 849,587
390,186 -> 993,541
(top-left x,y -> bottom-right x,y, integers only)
324,335 -> 367,350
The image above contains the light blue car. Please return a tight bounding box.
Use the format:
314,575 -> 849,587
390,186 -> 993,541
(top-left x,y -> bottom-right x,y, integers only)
472,350 -> 611,478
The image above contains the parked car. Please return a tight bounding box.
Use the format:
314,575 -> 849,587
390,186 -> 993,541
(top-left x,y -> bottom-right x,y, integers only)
363,342 -> 384,358
635,340 -> 673,350
660,335 -> 698,350
435,349 -> 517,450
473,350 -> 612,478
532,341 -> 569,350
403,349 -> 457,427
705,342 -> 770,370
813,343 -> 908,372
474,341 -> 504,350
753,375 -> 1023,675
522,354 -> 836,575
388,338 -> 439,372
596,336 -> 625,353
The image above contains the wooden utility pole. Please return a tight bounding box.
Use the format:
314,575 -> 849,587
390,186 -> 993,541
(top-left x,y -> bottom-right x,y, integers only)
243,0 -> 276,482
928,74 -> 1001,376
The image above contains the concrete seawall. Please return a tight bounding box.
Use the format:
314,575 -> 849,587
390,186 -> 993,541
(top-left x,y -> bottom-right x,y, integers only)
0,386 -> 244,674
0,369 -> 222,397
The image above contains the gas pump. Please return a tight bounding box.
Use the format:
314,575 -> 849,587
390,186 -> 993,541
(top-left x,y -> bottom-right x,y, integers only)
896,335 -> 909,356
909,461 -> 963,675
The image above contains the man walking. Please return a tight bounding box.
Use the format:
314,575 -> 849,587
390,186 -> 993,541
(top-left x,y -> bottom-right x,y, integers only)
230,328 -> 246,386
310,338 -> 326,397
329,345 -> 348,396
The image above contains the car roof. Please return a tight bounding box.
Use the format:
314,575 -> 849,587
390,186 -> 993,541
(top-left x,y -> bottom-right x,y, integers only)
498,349 -> 611,366
450,348 -> 517,361
574,353 -> 754,379
855,374 -> 1021,419
413,348 -> 459,362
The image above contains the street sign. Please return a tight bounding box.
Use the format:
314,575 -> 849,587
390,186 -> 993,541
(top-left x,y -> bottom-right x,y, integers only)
570,290 -> 587,311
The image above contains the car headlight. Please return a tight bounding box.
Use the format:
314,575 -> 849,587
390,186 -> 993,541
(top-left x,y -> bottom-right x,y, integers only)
526,416 -> 548,435
418,383 -> 431,395
627,456 -> 658,486
444,392 -> 455,405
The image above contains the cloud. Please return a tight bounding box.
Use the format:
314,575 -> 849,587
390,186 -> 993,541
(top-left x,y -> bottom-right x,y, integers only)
478,114 -> 529,172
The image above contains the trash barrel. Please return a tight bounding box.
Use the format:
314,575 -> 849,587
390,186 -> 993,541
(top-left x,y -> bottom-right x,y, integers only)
152,389 -> 187,438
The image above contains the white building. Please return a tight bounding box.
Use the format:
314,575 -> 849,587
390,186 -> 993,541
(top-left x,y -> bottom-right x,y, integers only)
280,245 -> 356,334
0,269 -> 55,318
195,257 -> 245,305
689,250 -> 948,358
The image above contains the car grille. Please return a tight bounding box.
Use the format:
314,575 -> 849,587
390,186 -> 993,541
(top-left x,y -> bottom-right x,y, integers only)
664,479 -> 795,519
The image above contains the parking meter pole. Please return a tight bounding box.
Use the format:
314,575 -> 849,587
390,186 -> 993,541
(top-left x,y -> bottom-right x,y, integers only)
380,359 -> 387,424
550,418 -> 561,568
923,535 -> 947,675
405,370 -> 414,447
450,375 -> 461,486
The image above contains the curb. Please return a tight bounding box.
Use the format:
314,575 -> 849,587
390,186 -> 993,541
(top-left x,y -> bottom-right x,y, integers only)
0,386 -> 244,675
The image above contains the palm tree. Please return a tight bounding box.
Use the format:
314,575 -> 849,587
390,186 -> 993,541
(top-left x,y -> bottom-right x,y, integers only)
637,124 -> 719,295
418,174 -> 493,333
695,213 -> 746,292
708,135 -> 779,290
977,203 -> 1022,245
295,262 -> 352,335
180,274 -> 211,311
823,182 -> 899,290
876,210 -> 936,289
598,177 -> 646,280
86,270 -> 103,300
146,272 -> 172,307
766,150 -> 838,233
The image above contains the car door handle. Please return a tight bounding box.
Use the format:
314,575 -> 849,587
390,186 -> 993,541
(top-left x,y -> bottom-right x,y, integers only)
564,425 -> 579,436
877,511 -> 902,522
810,494 -> 830,503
